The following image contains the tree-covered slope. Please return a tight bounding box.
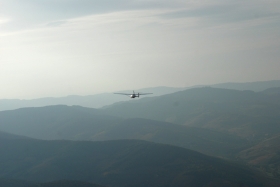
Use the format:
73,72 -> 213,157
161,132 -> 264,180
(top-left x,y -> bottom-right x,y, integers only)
0,138 -> 274,187
0,86 -> 186,111
238,133 -> 280,178
1,80 -> 280,112
0,179 -> 36,187
0,105 -> 121,140
261,87 -> 280,95
101,87 -> 280,177
211,80 -> 280,92
0,131 -> 30,140
27,180 -> 106,187
88,118 -> 249,158
1,89 -> 280,181
103,87 -> 280,140
0,106 -> 249,158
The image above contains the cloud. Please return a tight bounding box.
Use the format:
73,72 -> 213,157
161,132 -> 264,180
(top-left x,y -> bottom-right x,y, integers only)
45,20 -> 68,27
1,0 -> 279,32
0,0 -> 184,31
0,0 -> 124,31
0,17 -> 9,25
158,0 -> 280,27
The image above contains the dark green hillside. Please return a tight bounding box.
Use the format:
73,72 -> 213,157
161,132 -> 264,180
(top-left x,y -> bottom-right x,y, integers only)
0,131 -> 30,140
0,139 -> 272,187
261,87 -> 280,97
103,87 -> 280,140
1,80 -> 279,112
89,118 -> 249,158
0,105 -> 121,140
0,106 -> 249,158
211,80 -> 280,92
0,86 -> 186,111
27,180 -> 105,187
0,179 -> 35,187
239,134 -> 280,166
238,134 -> 280,178
0,179 -> 105,187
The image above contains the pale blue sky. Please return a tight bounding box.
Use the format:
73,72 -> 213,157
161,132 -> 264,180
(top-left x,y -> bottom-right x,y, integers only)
0,0 -> 280,99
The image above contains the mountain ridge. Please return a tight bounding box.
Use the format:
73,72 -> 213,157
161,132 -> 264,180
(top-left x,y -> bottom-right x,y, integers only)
103,87 -> 280,140
1,86 -> 280,180
0,138 -> 274,187
1,80 -> 280,111
0,105 -> 250,158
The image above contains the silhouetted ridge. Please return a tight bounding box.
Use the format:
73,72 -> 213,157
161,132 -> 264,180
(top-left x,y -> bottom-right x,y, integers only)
103,87 -> 280,140
0,139 -> 270,187
1,88 -> 280,181
0,105 -> 121,140
261,87 -> 280,95
0,131 -> 30,140
0,178 -> 35,187
27,180 -> 105,187
211,80 -> 280,91
0,106 -> 249,158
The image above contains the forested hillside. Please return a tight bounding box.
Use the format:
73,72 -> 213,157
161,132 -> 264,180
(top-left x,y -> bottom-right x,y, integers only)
0,137 -> 275,187
1,87 -> 280,182
103,87 -> 280,140
0,106 -> 249,158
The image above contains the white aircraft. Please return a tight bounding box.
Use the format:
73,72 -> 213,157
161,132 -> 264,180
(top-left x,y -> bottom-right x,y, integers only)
114,90 -> 153,98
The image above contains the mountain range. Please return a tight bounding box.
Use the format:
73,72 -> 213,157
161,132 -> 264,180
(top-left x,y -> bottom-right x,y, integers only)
1,80 -> 280,111
0,106 -> 248,158
103,87 -> 280,140
1,81 -> 280,186
0,132 -> 275,187
0,179 -> 104,187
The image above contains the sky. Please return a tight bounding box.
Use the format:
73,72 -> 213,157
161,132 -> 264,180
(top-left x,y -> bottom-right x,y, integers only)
0,0 -> 280,99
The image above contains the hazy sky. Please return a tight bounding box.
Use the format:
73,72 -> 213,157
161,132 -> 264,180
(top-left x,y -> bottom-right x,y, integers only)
1,0 -> 280,99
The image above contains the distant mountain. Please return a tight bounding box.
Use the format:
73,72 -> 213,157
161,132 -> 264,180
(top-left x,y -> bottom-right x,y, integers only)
0,179 -> 105,187
88,118 -> 249,158
0,105 -> 248,158
103,87 -> 280,140
101,87 -> 280,177
0,138 -> 274,187
0,80 -> 280,112
260,87 -> 280,96
211,80 -> 280,92
0,105 -> 121,140
27,180 -> 106,187
1,89 -> 280,181
0,179 -> 35,187
0,86 -> 186,111
238,133 -> 280,178
0,94 -> 126,111
0,178 -> 106,187
0,131 -> 30,140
